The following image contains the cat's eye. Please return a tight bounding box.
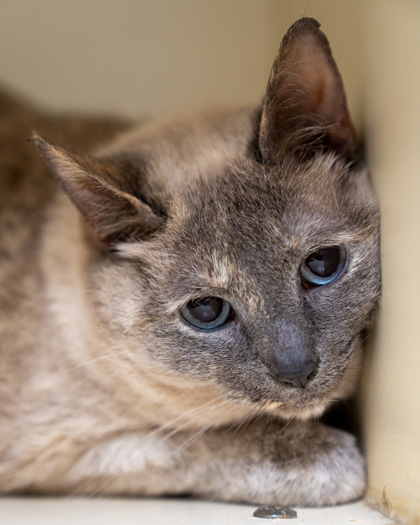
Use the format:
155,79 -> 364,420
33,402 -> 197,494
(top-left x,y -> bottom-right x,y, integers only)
180,297 -> 232,330
300,245 -> 346,286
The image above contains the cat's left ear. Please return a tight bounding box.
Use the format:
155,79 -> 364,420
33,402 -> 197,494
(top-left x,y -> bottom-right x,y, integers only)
259,18 -> 357,162
34,136 -> 165,247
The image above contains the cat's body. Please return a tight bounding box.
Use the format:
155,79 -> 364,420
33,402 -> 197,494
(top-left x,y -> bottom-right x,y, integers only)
0,19 -> 380,504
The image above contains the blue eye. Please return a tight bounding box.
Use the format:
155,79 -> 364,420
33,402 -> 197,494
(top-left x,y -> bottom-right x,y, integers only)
180,297 -> 232,330
300,246 -> 346,286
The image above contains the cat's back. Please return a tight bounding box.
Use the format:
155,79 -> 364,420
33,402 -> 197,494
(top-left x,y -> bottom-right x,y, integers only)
0,87 -> 131,293
0,88 -> 131,396
0,88 -> 131,211
0,90 -> 54,346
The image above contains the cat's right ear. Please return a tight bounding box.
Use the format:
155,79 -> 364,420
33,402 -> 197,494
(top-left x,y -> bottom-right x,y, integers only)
33,135 -> 165,247
259,18 -> 357,162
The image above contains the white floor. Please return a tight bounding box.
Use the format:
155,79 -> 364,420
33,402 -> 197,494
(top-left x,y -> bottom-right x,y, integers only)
0,497 -> 393,525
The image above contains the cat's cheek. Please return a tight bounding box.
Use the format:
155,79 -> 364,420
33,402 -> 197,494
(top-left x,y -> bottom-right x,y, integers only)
151,320 -> 244,379
328,336 -> 364,402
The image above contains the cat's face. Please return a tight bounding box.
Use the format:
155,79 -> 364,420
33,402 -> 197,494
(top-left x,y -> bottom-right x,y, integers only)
106,151 -> 380,420
36,18 -> 381,421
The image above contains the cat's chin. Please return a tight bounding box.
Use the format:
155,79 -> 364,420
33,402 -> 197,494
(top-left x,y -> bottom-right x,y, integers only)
260,399 -> 329,421
225,378 -> 348,422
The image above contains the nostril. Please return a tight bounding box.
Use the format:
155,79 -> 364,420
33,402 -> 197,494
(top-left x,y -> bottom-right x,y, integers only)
306,368 -> 317,382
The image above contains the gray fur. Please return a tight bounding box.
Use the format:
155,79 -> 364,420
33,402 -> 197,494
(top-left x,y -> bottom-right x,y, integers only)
0,18 -> 380,505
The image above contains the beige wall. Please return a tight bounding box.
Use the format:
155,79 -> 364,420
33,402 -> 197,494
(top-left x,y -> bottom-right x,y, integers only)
0,0 -> 281,116
362,1 -> 420,523
0,0 -> 363,122
1,1 -> 419,523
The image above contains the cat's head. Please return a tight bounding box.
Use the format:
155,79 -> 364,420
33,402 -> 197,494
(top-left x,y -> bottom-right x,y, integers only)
36,18 -> 380,420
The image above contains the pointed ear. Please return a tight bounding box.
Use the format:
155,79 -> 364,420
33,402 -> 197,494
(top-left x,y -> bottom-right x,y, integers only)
259,18 -> 357,162
33,135 -> 165,246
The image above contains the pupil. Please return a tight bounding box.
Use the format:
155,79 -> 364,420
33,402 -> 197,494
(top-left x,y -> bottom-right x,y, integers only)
306,247 -> 340,277
188,297 -> 223,323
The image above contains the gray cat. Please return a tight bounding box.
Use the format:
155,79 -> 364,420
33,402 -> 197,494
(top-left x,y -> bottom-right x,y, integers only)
0,18 -> 380,505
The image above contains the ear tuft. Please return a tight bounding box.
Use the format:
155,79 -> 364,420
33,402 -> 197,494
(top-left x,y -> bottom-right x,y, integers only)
34,134 -> 165,246
259,17 -> 356,162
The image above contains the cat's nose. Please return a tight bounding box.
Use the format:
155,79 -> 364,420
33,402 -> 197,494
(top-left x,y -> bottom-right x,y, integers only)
261,316 -> 318,388
273,359 -> 318,388
267,357 -> 319,389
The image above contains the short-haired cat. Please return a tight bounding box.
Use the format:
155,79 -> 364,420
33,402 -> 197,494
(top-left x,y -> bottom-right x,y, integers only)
0,18 -> 380,505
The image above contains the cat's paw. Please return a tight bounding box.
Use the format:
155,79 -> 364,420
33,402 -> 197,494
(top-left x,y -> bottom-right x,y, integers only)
216,422 -> 366,506
289,427 -> 367,506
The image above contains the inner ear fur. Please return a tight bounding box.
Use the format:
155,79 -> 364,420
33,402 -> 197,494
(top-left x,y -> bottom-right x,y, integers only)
34,135 -> 165,246
259,17 -> 357,162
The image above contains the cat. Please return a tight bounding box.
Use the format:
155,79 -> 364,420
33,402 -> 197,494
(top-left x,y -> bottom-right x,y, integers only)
0,18 -> 380,505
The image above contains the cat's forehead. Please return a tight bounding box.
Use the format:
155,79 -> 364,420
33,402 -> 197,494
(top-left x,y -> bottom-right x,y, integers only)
175,153 -> 374,252
155,153 -> 378,308
115,107 -> 377,300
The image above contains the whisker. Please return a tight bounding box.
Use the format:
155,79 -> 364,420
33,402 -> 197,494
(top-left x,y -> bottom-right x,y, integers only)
136,393 -> 228,438
227,403 -> 261,437
59,350 -> 132,375
75,397 -> 231,499
170,404 -> 238,459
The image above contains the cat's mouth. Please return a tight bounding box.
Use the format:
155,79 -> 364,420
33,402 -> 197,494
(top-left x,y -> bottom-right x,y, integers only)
261,336 -> 362,418
226,383 -> 332,421
261,397 -> 330,420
